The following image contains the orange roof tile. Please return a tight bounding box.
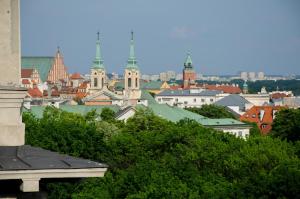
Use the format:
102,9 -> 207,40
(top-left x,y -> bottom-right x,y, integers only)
27,87 -> 43,98
205,85 -> 241,94
70,72 -> 83,79
240,106 -> 285,134
22,79 -> 30,84
21,69 -> 33,78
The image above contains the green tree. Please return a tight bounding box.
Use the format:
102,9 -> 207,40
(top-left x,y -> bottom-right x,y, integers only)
100,107 -> 116,122
186,104 -> 236,119
271,108 -> 300,142
23,106 -> 300,198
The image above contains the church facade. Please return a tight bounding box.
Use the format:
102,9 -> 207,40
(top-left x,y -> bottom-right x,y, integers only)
83,32 -> 142,106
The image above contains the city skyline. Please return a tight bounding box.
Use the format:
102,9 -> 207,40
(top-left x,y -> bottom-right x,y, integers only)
21,0 -> 300,75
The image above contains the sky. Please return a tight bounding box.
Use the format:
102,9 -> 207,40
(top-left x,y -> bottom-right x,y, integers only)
21,0 -> 300,75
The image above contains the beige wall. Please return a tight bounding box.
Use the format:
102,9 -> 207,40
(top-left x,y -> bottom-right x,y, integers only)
0,0 -> 20,86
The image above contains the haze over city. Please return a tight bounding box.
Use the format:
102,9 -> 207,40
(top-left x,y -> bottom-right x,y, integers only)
21,0 -> 300,75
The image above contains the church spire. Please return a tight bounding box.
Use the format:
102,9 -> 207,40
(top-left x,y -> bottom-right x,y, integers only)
93,32 -> 105,69
184,52 -> 193,69
126,31 -> 138,69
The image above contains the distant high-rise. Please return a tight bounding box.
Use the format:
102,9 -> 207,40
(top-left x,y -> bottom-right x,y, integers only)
258,72 -> 265,80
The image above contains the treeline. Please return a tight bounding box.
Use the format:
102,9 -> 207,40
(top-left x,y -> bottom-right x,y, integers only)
23,107 -> 300,198
193,79 -> 300,95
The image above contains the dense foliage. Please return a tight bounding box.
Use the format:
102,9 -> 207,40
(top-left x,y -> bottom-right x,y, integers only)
186,104 -> 236,119
271,108 -> 300,143
23,107 -> 300,198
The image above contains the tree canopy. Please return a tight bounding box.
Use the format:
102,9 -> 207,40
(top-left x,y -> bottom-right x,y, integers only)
186,104 -> 236,119
271,108 -> 300,143
23,106 -> 300,198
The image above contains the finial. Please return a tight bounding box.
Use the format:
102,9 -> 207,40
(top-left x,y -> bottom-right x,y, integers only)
57,46 -> 60,53
131,30 -> 134,40
97,31 -> 100,40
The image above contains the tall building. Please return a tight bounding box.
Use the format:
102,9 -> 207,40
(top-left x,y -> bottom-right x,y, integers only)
258,72 -> 265,80
240,72 -> 248,80
124,31 -> 141,101
47,47 -> 69,83
90,32 -> 106,93
183,53 -> 196,89
248,72 -> 256,80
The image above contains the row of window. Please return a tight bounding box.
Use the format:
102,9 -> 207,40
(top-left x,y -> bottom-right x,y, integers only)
157,98 -> 214,103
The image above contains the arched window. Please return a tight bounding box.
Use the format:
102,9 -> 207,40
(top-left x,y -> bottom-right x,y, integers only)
135,78 -> 138,88
94,78 -> 98,87
128,78 -> 132,87
102,77 -> 104,87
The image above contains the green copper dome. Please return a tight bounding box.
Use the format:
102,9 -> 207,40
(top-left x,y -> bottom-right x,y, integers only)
126,31 -> 139,70
92,32 -> 105,69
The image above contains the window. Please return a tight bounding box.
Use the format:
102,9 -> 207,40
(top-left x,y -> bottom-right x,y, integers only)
128,78 -> 132,87
261,124 -> 267,129
184,101 -> 188,105
210,98 -> 214,102
175,98 -> 178,102
238,131 -> 243,137
94,78 -> 98,87
252,114 -> 256,118
135,78 -> 138,88
194,98 -> 196,102
201,99 -> 205,102
158,98 -> 161,102
102,78 -> 104,87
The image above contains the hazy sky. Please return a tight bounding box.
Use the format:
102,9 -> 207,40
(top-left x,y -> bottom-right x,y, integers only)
21,0 -> 300,75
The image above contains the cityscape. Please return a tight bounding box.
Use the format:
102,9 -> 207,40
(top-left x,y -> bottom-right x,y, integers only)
0,0 -> 300,198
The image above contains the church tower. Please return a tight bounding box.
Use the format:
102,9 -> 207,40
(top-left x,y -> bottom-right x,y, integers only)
124,31 -> 141,101
90,32 -> 106,93
182,52 -> 196,89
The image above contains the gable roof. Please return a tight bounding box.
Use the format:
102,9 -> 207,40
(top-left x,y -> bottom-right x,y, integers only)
240,105 -> 285,134
215,94 -> 250,111
83,90 -> 123,102
21,57 -> 54,82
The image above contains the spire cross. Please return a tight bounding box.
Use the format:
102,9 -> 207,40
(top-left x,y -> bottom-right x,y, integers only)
57,46 -> 60,53
97,31 -> 100,40
131,31 -> 134,40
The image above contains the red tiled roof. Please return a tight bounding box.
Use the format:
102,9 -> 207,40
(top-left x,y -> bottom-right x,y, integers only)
70,72 -> 83,79
204,85 -> 242,94
240,106 -> 285,134
22,79 -> 30,84
27,87 -> 43,98
271,93 -> 291,99
21,69 -> 33,78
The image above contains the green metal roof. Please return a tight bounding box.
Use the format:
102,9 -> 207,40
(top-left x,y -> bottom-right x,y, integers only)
140,81 -> 163,90
141,91 -> 247,127
92,32 -> 105,69
126,31 -> 139,70
21,57 -> 54,82
23,105 -> 120,118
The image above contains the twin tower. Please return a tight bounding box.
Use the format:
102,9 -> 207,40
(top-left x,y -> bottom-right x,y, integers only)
89,32 -> 140,97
